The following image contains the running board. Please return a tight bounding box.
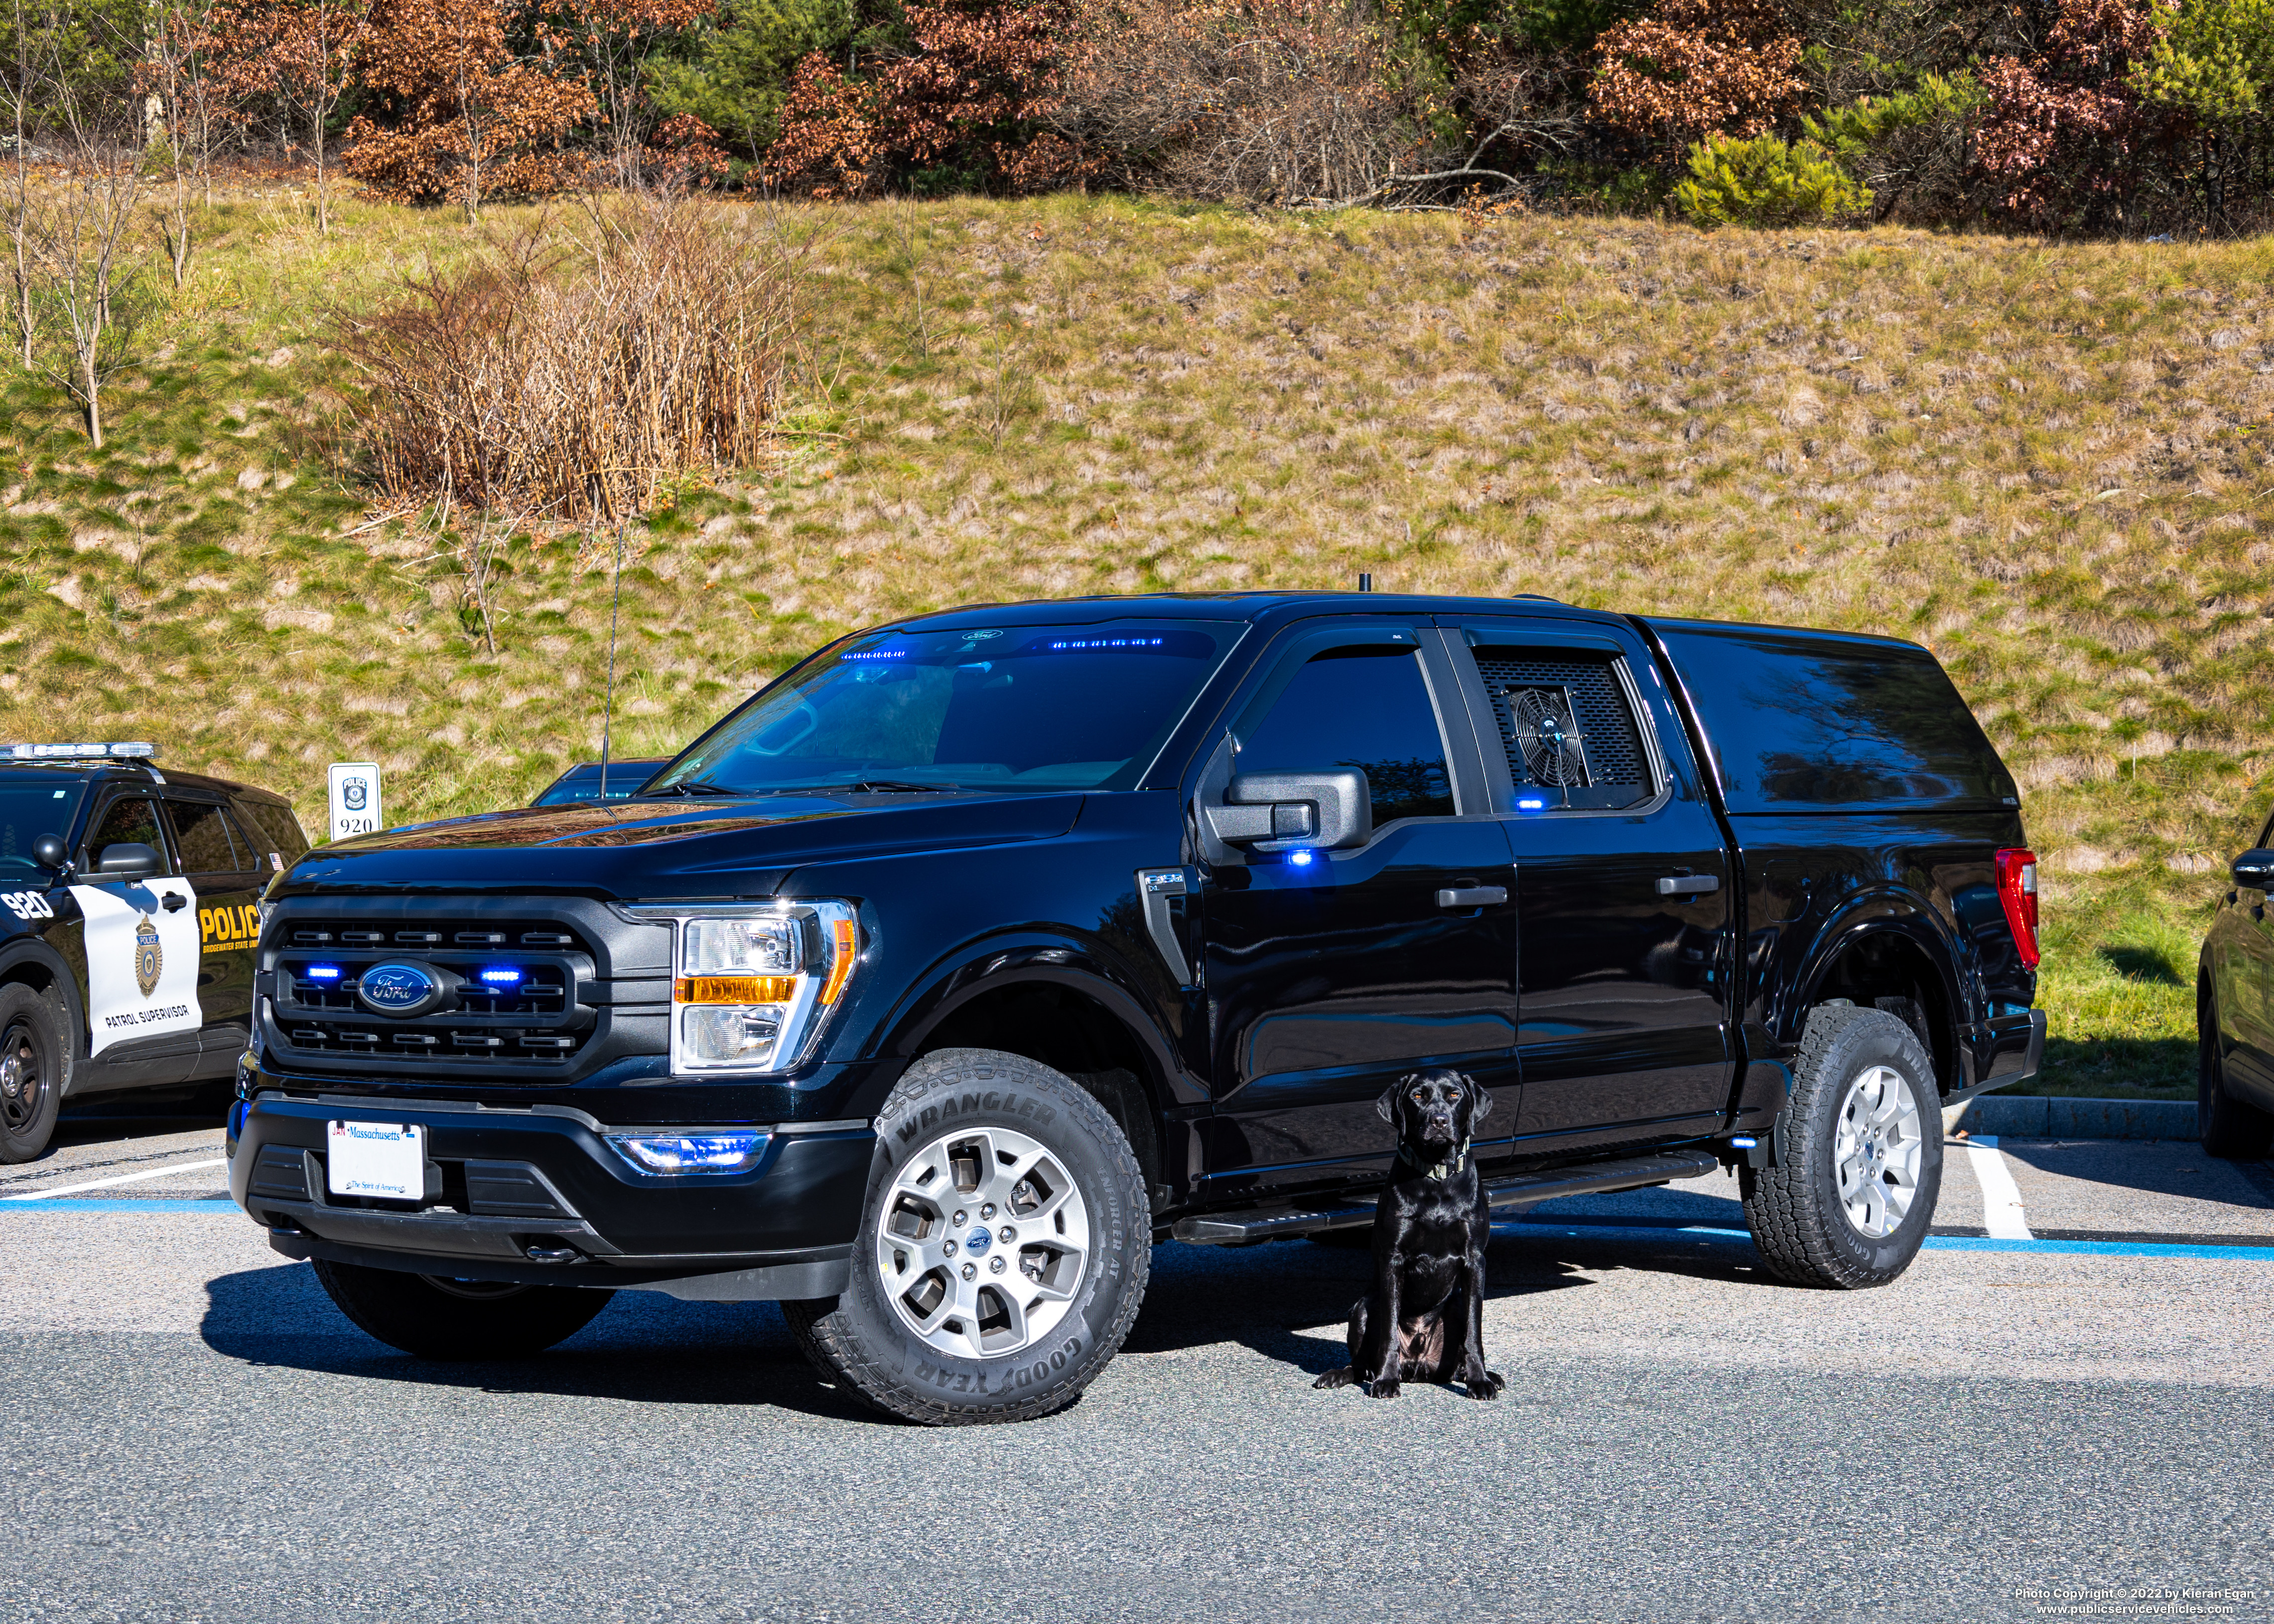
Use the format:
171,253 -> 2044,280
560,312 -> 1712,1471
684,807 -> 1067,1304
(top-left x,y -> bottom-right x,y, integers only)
1169,1150 -> 1723,1246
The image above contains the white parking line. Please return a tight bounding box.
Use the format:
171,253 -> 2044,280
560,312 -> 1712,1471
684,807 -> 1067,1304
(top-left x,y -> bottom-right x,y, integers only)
1,1158 -> 227,1200
1960,1135 -> 2034,1241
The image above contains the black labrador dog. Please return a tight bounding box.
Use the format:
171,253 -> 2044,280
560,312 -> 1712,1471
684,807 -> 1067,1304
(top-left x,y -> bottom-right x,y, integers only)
1314,1068 -> 1505,1400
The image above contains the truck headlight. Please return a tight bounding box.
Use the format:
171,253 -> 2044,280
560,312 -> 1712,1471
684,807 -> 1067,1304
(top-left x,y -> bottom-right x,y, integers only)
632,901 -> 860,1076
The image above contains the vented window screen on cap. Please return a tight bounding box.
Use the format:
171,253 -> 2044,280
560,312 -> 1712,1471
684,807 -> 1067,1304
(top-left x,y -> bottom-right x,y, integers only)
1472,649 -> 1652,811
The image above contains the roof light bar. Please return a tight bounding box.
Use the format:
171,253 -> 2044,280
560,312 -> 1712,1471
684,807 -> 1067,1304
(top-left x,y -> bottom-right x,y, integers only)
1,742 -> 156,760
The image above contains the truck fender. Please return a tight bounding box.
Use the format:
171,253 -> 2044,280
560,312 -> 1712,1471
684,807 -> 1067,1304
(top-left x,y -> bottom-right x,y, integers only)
1780,892 -> 1969,1068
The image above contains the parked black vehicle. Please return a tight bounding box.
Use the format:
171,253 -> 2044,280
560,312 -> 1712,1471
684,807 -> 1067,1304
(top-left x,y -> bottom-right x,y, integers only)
228,593 -> 2044,1423
531,759 -> 669,807
0,744 -> 312,1161
2199,827 -> 2274,1158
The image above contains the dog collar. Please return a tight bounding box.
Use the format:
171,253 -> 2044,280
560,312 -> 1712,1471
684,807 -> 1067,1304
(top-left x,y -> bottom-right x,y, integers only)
1397,1137 -> 1471,1182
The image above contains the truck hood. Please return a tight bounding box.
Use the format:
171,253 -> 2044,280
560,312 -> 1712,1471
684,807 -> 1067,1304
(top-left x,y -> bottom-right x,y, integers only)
275,792 -> 1086,899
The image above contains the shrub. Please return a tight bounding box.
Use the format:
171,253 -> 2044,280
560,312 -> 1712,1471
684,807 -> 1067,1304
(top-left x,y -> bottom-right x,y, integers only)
1053,0 -> 1435,203
1590,0 -> 1805,153
332,198 -> 796,520
1671,128 -> 1870,224
764,0 -> 1083,198
1976,0 -> 2168,228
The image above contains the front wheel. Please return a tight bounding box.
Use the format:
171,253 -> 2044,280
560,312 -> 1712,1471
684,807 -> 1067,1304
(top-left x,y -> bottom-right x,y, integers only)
2199,978 -> 2274,1160
786,1048 -> 1150,1425
1742,1004 -> 1944,1289
311,1260 -> 613,1358
0,983 -> 66,1164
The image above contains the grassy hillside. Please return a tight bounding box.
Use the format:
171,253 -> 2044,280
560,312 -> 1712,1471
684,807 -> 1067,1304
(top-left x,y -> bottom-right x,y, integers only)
8,189 -> 2272,1096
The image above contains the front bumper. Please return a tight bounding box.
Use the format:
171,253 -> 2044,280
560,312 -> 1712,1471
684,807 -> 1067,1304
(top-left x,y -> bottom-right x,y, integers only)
228,1092 -> 871,1300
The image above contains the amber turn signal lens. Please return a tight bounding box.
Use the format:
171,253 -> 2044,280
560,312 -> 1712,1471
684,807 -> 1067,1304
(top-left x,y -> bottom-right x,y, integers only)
818,917 -> 859,1005
674,975 -> 800,1005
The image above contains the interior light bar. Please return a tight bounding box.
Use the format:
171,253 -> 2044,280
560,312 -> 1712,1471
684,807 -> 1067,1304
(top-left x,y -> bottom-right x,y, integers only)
2,742 -> 156,759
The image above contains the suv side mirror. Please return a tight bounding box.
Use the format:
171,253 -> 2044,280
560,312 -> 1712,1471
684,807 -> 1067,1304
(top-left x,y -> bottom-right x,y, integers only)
1205,770 -> 1371,853
2234,849 -> 2274,889
31,834 -> 67,871
94,842 -> 161,879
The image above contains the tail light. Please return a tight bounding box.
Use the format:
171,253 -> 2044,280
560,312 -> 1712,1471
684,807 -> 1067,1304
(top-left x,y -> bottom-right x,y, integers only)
1996,848 -> 2039,969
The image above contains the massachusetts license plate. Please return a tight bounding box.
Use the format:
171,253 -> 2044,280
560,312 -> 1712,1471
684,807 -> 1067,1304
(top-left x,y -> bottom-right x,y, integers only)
327,1121 -> 425,1201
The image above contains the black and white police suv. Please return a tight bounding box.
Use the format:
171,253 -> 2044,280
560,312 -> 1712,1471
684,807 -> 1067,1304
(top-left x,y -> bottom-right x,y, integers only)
0,743 -> 311,1161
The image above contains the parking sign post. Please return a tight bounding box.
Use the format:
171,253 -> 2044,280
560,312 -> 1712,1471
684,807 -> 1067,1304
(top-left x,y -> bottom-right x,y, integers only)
327,762 -> 382,843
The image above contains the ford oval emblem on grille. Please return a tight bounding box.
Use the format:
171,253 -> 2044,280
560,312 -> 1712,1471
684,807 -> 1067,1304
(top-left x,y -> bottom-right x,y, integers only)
357,962 -> 441,1017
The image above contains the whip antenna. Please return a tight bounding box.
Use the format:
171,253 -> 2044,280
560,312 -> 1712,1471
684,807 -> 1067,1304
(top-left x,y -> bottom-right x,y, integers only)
600,519 -> 627,799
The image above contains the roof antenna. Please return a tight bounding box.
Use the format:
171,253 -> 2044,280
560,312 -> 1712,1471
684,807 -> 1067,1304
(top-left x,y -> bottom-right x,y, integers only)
599,518 -> 628,801
1357,573 -> 1373,593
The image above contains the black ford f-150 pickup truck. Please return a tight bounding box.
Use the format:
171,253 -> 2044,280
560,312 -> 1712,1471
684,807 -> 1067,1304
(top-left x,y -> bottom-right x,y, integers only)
228,591 -> 2045,1423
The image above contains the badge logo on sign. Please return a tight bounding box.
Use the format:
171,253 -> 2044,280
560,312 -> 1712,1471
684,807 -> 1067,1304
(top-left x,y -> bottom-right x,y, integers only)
342,777 -> 368,812
133,914 -> 162,998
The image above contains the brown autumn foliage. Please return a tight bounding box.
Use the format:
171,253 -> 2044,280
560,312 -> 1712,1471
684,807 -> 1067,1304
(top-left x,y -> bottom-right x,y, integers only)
1590,0 -> 1805,148
765,0 -> 1084,198
1976,0 -> 2165,226
333,196 -> 796,520
1053,0 -> 1431,202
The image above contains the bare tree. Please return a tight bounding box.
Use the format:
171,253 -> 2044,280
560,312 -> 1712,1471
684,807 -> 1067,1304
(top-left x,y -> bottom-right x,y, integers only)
267,0 -> 374,235
140,0 -> 234,284
16,0 -> 151,446
5,0 -> 36,365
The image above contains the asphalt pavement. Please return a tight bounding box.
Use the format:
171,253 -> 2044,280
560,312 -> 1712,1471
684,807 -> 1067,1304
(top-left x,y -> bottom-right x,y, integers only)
3,1117 -> 2272,1623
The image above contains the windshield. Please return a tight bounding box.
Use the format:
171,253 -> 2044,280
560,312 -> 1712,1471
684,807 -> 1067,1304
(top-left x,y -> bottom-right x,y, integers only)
0,780 -> 82,877
648,621 -> 1241,795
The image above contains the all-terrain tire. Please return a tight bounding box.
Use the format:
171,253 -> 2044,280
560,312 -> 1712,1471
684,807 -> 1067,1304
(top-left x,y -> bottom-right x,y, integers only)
1741,1004 -> 1945,1289
785,1048 -> 1150,1426
0,982 -> 68,1164
311,1260 -> 614,1358
2199,977 -> 2274,1160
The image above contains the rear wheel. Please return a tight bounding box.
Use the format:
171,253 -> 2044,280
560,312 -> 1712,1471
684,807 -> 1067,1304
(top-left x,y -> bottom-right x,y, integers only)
2199,978 -> 2274,1160
1742,1004 -> 1944,1289
787,1048 -> 1150,1425
0,984 -> 66,1164
311,1259 -> 613,1358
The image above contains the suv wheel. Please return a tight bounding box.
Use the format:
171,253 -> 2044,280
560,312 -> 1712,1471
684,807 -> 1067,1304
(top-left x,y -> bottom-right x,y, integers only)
1742,1004 -> 1944,1289
311,1260 -> 614,1358
784,1048 -> 1150,1425
2199,977 -> 2274,1160
0,983 -> 66,1164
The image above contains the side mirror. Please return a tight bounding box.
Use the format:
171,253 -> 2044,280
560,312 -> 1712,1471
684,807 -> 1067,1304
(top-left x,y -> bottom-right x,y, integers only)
94,842 -> 161,879
2234,849 -> 2274,889
1205,770 -> 1371,853
31,834 -> 67,871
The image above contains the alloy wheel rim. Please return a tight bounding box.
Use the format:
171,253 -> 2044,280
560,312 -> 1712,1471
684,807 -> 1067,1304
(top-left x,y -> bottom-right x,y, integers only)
1832,1063 -> 1922,1240
875,1124 -> 1089,1360
0,1021 -> 43,1136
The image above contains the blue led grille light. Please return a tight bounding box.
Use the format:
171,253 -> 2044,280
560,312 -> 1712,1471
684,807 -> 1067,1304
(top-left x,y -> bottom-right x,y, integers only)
478,967 -> 524,985
305,964 -> 343,981
607,1133 -> 769,1174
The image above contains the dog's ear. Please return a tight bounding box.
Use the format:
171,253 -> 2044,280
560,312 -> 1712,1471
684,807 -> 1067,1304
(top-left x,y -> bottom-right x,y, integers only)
1377,1076 -> 1411,1124
1465,1071 -> 1492,1123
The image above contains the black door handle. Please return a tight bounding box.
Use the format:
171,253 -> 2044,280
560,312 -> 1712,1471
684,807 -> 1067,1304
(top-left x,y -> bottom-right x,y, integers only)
161,892 -> 187,912
1436,886 -> 1508,909
1656,874 -> 1721,896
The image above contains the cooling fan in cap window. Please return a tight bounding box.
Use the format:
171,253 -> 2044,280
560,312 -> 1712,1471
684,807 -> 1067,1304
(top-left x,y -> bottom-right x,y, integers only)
1506,686 -> 1591,796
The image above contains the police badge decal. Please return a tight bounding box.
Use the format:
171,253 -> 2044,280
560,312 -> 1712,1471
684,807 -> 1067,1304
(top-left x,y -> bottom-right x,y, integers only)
134,914 -> 163,998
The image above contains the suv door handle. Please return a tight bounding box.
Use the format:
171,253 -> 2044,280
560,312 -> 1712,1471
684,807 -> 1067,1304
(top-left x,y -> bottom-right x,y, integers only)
161,891 -> 188,912
1656,874 -> 1721,896
1436,886 -> 1507,909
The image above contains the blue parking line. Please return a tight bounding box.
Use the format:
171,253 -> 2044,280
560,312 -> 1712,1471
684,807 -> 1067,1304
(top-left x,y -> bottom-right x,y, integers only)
1497,1220 -> 2274,1263
0,1199 -> 237,1212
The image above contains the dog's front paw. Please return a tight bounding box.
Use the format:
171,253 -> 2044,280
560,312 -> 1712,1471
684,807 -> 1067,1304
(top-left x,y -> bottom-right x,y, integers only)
1464,1370 -> 1506,1400
1365,1377 -> 1402,1399
1313,1366 -> 1357,1391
